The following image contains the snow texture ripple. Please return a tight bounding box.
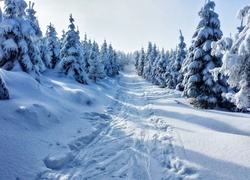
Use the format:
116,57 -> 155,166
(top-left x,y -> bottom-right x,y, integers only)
37,67 -> 197,180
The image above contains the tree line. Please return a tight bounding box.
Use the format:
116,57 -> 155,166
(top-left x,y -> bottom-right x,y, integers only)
0,0 -> 129,100
134,1 -> 250,111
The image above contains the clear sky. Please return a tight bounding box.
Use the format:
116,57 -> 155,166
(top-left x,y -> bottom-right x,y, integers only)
1,0 -> 250,52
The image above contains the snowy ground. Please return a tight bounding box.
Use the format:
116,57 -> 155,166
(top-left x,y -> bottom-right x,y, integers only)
0,65 -> 250,180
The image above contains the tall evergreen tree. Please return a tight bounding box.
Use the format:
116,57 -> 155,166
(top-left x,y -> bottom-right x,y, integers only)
108,43 -> 119,77
137,48 -> 145,76
175,30 -> 187,91
155,49 -> 168,88
25,1 -> 42,38
211,5 -> 250,110
0,0 -> 44,79
58,14 -> 87,84
25,1 -> 45,72
88,41 -> 105,82
45,23 -> 60,69
100,40 -> 110,77
142,42 -> 153,79
182,0 -> 223,109
81,34 -> 91,74
134,51 -> 140,70
39,37 -> 52,69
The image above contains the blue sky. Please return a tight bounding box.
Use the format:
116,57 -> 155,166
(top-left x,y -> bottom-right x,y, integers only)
1,0 -> 250,52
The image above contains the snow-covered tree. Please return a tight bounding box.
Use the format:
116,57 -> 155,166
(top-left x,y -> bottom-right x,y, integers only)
25,1 -> 45,72
45,23 -> 60,69
39,38 -> 52,68
143,42 -> 158,81
108,43 -> 119,77
25,1 -> 42,38
0,71 -> 9,100
175,30 -> 187,91
137,48 -> 145,76
211,5 -> 250,110
165,48 -> 177,89
81,34 -> 91,74
58,14 -> 87,84
88,41 -> 105,82
142,42 -> 153,79
116,51 -> 129,71
134,51 -> 140,70
155,49 -> 168,88
100,40 -> 110,77
0,0 -> 44,79
60,30 -> 66,49
182,0 -> 223,109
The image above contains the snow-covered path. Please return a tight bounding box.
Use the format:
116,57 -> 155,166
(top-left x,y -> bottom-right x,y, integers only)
38,66 -> 197,179
1,66 -> 250,179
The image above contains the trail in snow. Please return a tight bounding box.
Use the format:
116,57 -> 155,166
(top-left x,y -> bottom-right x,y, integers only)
38,66 -> 197,180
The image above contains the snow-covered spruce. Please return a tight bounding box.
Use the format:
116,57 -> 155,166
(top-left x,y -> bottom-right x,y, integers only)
45,23 -> 61,69
100,40 -> 110,77
143,42 -> 158,82
57,14 -> 87,84
174,30 -> 187,91
182,0 -> 224,109
155,48 -> 168,88
211,5 -> 250,110
88,41 -> 105,82
0,70 -> 9,100
81,34 -> 91,74
108,43 -> 119,77
0,0 -> 44,79
137,47 -> 145,76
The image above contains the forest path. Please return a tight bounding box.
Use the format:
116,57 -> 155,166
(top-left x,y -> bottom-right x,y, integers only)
38,65 -> 197,180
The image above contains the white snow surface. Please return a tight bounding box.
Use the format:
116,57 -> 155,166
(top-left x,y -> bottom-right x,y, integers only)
0,65 -> 250,180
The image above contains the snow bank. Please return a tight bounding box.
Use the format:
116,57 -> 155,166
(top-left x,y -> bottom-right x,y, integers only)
0,69 -> 119,179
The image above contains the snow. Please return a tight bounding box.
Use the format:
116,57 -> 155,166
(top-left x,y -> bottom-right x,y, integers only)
0,65 -> 250,180
3,38 -> 18,52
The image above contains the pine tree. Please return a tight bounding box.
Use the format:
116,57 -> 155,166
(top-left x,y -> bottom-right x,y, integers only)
108,43 -> 119,77
0,71 -> 9,100
143,42 -> 158,81
182,0 -> 223,109
88,41 -> 105,82
137,48 -> 145,76
142,42 -> 153,79
155,49 -> 168,88
0,0 -> 44,79
58,14 -> 87,84
25,1 -> 45,72
134,51 -> 140,70
81,34 -> 91,74
39,37 -> 52,68
175,30 -> 187,91
100,40 -> 110,77
211,5 -> 250,110
60,30 -> 66,49
25,1 -> 42,38
45,23 -> 60,69
110,47 -> 119,77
